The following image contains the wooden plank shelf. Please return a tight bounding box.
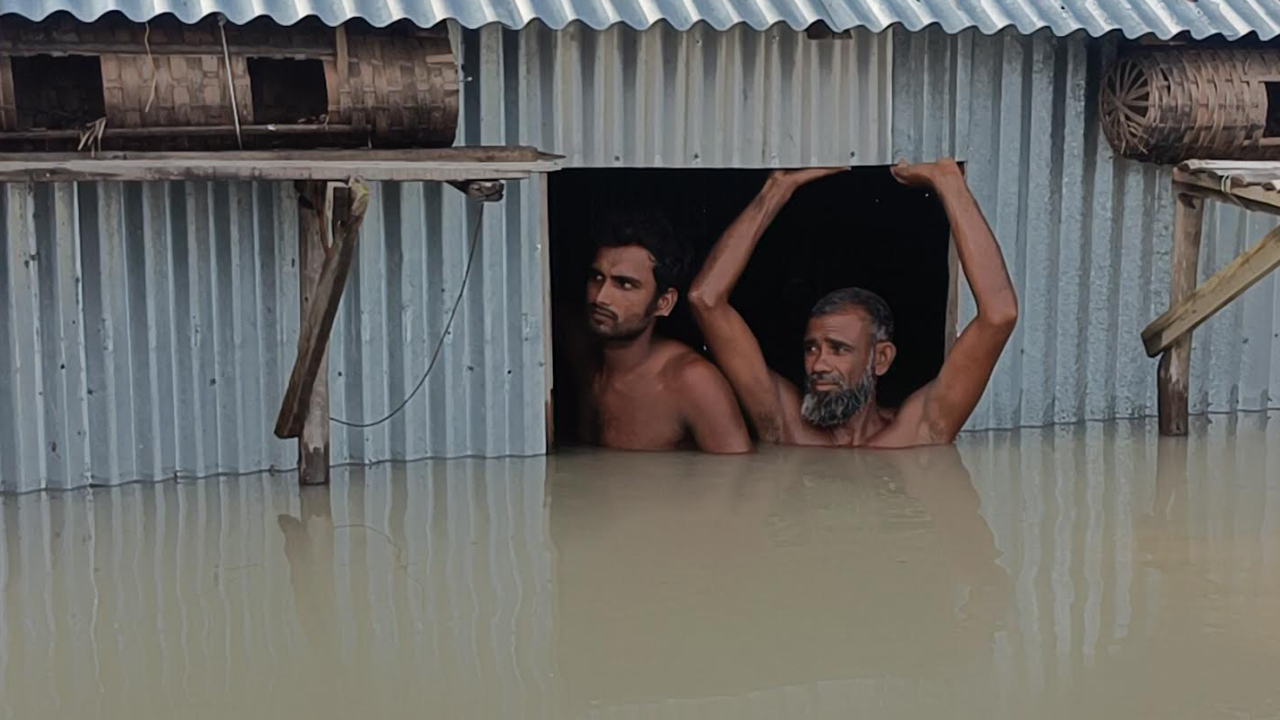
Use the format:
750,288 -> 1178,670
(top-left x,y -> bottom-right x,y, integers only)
0,147 -> 563,183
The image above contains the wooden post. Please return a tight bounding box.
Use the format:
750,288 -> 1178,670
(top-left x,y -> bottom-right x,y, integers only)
275,180 -> 370,443
538,172 -> 555,452
0,51 -> 17,131
297,181 -> 330,485
1156,193 -> 1203,436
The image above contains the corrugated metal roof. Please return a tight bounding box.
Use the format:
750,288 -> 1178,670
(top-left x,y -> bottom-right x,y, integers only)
2,0 -> 1277,40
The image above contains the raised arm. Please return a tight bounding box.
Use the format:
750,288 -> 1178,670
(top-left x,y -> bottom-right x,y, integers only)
687,168 -> 844,441
893,160 -> 1018,443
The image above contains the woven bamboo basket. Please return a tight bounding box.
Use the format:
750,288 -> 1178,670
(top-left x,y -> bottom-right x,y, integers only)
0,13 -> 459,150
1099,48 -> 1280,164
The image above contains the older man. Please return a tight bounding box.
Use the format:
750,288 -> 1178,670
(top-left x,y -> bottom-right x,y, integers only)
688,160 -> 1018,448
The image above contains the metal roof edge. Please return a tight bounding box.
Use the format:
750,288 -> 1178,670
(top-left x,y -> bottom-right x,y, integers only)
0,3 -> 1274,42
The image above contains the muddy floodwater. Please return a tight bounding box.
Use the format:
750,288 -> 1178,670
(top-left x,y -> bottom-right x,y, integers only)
2,412 -> 1279,719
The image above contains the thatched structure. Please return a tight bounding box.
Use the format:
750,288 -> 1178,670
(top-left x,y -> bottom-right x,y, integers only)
1101,48 -> 1280,163
0,13 -> 459,150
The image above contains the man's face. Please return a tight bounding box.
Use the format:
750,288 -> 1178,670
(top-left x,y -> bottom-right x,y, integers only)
585,245 -> 674,340
800,309 -> 893,427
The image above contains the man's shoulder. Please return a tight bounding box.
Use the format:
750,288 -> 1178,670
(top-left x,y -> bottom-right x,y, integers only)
653,340 -> 728,387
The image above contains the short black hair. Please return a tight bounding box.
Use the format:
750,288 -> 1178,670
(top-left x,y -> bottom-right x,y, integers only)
810,287 -> 894,342
592,211 -> 692,294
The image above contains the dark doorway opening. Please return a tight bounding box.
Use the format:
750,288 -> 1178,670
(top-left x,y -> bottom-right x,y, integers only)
1266,82 -> 1280,137
11,54 -> 106,130
549,167 -> 953,447
247,58 -> 329,124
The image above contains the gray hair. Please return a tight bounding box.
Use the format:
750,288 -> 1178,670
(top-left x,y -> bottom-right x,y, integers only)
809,287 -> 894,343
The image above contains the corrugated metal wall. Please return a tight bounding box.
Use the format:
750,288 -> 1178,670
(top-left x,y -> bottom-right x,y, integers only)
473,21 -> 892,167
893,26 -> 1280,431
0,177 -> 548,493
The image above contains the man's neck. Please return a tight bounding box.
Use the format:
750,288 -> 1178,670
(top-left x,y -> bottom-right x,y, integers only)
825,401 -> 888,446
599,325 -> 658,375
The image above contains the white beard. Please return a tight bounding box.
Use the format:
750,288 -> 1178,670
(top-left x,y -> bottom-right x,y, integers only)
800,356 -> 877,428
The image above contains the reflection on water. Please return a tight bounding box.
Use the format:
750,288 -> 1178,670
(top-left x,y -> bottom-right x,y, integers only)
2,413 -> 1279,719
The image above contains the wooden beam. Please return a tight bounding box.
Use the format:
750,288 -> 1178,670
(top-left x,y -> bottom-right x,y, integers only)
1155,193 -> 1204,436
296,181 -> 331,485
0,124 -> 359,141
1143,223 -> 1280,356
0,147 -> 562,183
0,56 -> 16,131
275,180 -> 370,440
0,146 -> 554,163
1172,170 -> 1280,217
0,158 -> 553,183
0,41 -> 336,57
447,179 -> 505,202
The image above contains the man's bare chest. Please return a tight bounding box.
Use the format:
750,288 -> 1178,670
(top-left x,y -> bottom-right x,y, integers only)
590,380 -> 688,450
781,404 -> 906,447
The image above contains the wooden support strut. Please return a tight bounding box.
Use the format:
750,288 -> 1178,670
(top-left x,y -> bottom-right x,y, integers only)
1144,222 -> 1280,358
275,179 -> 370,462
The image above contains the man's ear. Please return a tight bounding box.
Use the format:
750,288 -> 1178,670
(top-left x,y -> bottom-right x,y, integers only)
654,288 -> 678,317
873,341 -> 897,376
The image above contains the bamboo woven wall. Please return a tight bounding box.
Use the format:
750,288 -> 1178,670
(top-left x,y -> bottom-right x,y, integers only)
336,28 -> 458,145
0,13 -> 457,149
101,54 -> 253,128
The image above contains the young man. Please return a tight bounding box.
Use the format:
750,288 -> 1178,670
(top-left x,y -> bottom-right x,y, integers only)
564,212 -> 751,453
687,160 -> 1018,448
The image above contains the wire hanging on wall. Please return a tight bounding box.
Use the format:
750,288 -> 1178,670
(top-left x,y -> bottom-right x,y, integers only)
330,204 -> 486,429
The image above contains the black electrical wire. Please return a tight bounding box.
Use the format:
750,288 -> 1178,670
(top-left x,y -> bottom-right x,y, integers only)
330,204 -> 485,429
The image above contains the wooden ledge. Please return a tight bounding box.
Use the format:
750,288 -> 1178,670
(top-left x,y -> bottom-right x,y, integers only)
0,147 -> 563,183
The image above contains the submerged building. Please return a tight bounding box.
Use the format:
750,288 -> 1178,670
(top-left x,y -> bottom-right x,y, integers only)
2,0 -> 1279,491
